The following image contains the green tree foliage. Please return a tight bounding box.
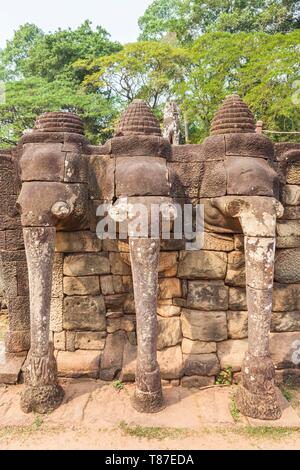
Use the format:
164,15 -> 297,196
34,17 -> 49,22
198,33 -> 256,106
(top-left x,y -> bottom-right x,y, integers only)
0,9 -> 299,148
0,23 -> 43,79
178,31 -> 300,142
78,41 -> 189,108
139,0 -> 300,43
0,21 -> 121,146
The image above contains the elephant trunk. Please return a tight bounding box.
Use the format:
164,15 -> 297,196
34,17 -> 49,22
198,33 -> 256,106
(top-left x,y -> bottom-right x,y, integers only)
130,238 -> 164,412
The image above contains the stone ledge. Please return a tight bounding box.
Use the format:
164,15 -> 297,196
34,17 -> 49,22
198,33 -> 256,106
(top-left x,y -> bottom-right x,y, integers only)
0,351 -> 26,384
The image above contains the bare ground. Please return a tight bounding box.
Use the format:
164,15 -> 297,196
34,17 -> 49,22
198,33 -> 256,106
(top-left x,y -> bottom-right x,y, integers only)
0,379 -> 300,450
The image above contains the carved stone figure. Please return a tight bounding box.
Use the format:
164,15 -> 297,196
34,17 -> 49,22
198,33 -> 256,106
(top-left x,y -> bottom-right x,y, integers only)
0,95 -> 299,422
163,101 -> 181,145
17,112 -> 88,413
205,95 -> 283,419
113,100 -> 172,412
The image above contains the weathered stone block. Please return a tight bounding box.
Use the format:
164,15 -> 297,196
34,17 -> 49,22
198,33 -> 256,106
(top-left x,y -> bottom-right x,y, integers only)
109,253 -> 131,275
64,152 -> 88,183
112,275 -> 124,293
56,231 -> 102,253
65,331 -> 76,352
181,338 -> 216,354
100,330 -> 126,381
168,161 -> 203,199
170,144 -> 203,162
157,301 -> 181,317
157,345 -> 183,379
202,233 -> 234,252
0,353 -> 26,384
183,353 -> 220,376
181,375 -> 215,388
124,294 -> 135,314
116,156 -> 170,197
226,251 -> 245,287
63,276 -> 100,296
100,275 -> 114,295
51,254 -> 63,298
16,263 -> 29,296
64,253 -> 110,276
19,182 -> 89,228
276,236 -> 300,248
282,206 -> 300,220
0,231 -> 5,250
199,161 -> 227,197
271,311 -> 300,332
75,331 -> 106,350
120,340 -> 137,382
107,316 -> 135,334
234,234 -> 244,251
57,350 -> 101,378
104,293 -> 127,316
5,330 -> 30,353
270,332 -> 300,368
89,154 -> 115,200
63,296 -> 106,331
50,297 -> 63,333
273,283 -> 300,311
158,252 -> 178,277
157,317 -> 182,350
277,220 -> 300,238
228,287 -> 247,310
159,278 -> 182,299
6,297 -> 30,330
181,309 -> 227,342
1,262 -> 18,298
178,251 -> 227,280
286,164 -> 300,184
226,156 -> 278,197
110,134 -> 171,159
275,249 -> 300,283
227,311 -> 248,339
5,229 -> 24,251
217,339 -> 248,371
198,135 -> 226,161
20,143 -> 64,182
284,185 -> 300,205
225,133 -> 274,159
53,331 -> 66,351
187,281 -> 228,311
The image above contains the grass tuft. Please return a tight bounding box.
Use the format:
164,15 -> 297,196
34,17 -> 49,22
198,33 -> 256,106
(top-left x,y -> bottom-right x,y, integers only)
119,421 -> 192,441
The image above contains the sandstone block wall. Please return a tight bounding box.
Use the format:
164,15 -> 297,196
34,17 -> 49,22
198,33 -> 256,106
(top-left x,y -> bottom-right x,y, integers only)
39,141 -> 300,385
0,149 -> 30,352
1,138 -> 299,384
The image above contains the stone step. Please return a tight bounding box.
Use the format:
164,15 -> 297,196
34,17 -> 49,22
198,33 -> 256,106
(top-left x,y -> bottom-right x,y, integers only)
0,345 -> 26,384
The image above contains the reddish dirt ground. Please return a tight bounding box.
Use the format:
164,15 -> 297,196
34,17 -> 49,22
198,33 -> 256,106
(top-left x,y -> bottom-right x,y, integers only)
0,379 -> 299,450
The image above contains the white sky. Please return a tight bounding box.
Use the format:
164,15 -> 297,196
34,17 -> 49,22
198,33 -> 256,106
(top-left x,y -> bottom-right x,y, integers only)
0,0 -> 154,48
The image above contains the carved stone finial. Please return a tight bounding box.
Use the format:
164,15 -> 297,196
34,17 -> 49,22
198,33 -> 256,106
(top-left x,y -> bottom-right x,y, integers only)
210,94 -> 256,135
34,112 -> 84,134
116,99 -> 161,137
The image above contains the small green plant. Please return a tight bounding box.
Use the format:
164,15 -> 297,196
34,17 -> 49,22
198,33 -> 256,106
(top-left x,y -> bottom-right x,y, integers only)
230,395 -> 240,422
279,385 -> 293,402
216,366 -> 233,385
33,415 -> 43,430
241,426 -> 297,440
113,380 -> 124,391
119,421 -> 191,441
